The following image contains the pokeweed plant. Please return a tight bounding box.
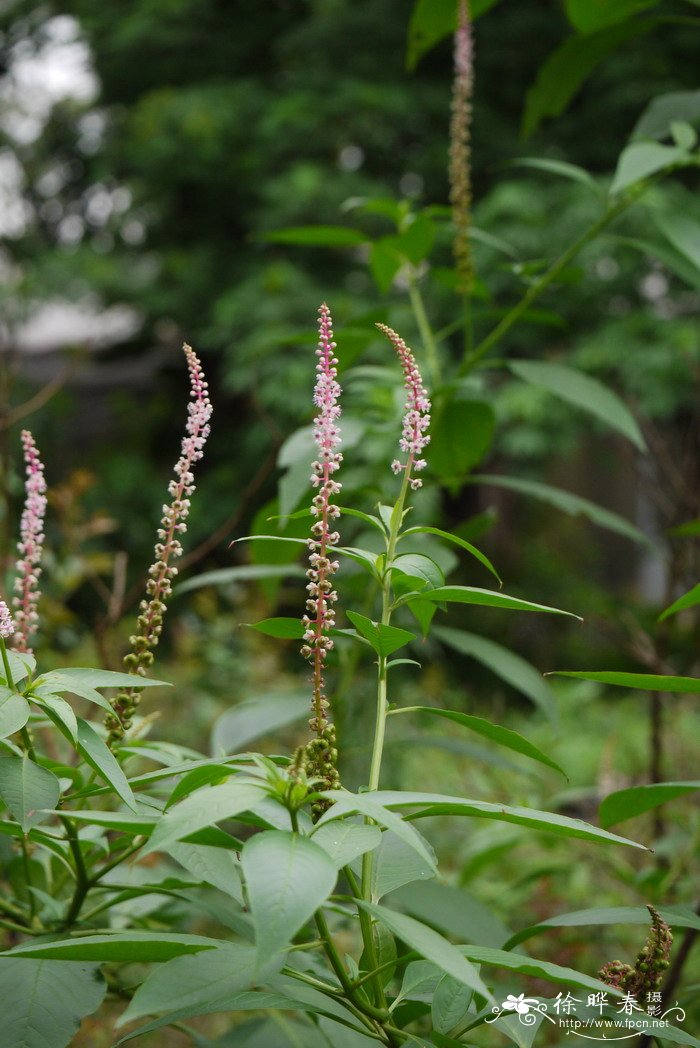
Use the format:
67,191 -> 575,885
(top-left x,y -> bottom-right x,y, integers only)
1,311 -> 680,1048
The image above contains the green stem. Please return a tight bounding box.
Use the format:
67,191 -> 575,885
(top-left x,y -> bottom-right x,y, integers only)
407,273 -> 441,388
458,185 -> 648,376
314,908 -> 389,1024
60,816 -> 90,928
0,637 -> 14,691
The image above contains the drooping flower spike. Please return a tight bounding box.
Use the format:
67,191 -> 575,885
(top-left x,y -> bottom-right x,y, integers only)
107,343 -> 212,743
298,304 -> 342,802
13,430 -> 47,654
449,0 -> 475,293
376,323 -> 431,490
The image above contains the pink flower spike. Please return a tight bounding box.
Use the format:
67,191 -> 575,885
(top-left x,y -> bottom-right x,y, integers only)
301,303 -> 342,736
0,600 -> 16,640
13,430 -> 47,654
376,323 -> 431,489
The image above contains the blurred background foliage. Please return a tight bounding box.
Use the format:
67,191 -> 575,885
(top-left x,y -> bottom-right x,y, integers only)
0,1 -> 699,1037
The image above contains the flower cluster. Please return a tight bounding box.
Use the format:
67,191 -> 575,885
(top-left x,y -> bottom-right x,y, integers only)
600,906 -> 673,996
0,600 -> 16,640
449,0 -> 475,293
107,343 -> 212,743
13,430 -> 47,654
301,305 -> 342,737
376,323 -> 431,489
298,305 -> 342,805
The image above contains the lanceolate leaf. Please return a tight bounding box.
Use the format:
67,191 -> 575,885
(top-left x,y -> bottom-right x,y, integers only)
504,905 -> 700,952
433,626 -> 557,719
392,706 -> 566,777
599,781 -> 700,827
36,668 -> 171,692
658,583 -> 700,622
470,474 -> 649,545
4,932 -> 224,962
364,791 -> 647,849
115,943 -> 264,1025
551,670 -> 700,693
610,141 -> 689,195
356,901 -> 491,1001
509,360 -> 646,450
58,809 -> 241,849
316,792 -> 438,872
75,718 -> 137,811
0,754 -> 60,832
246,617 -> 305,639
241,830 -> 337,965
455,945 -> 618,996
411,586 -> 580,619
0,959 -> 105,1048
143,780 -> 267,856
211,691 -> 309,753
400,526 -> 501,583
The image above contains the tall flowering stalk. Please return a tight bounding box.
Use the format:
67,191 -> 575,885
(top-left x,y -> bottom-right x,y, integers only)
0,601 -> 16,641
298,304 -> 342,799
106,343 -> 212,743
449,0 -> 475,293
13,430 -> 47,654
376,323 -> 431,490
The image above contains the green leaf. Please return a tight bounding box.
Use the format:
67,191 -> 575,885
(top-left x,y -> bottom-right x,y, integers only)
366,791 -> 647,849
564,0 -> 658,33
0,754 -> 60,832
610,141 -> 688,195
31,692 -> 78,743
599,781 -> 700,827
176,564 -> 305,595
159,842 -> 243,901
432,975 -> 474,1034
55,809 -> 240,850
345,612 -> 416,657
369,239 -> 403,294
655,211 -> 700,274
116,943 -> 263,1026
523,21 -> 653,137
310,822 -> 382,867
455,945 -> 618,995
260,225 -> 367,247
392,553 -> 444,591
430,400 -> 495,486
0,687 -> 30,739
406,0 -> 503,70
74,718 -> 137,810
671,120 -> 698,150
4,931 -> 225,962
392,880 -> 511,949
633,89 -> 700,141
241,830 -> 337,965
1,650 -> 35,685
504,905 -> 700,952
509,360 -> 646,451
433,626 -> 556,719
508,156 -> 599,191
316,792 -> 437,872
658,583 -> 700,622
0,959 -> 105,1048
356,901 -> 491,1000
551,670 -> 700,693
142,780 -> 266,856
116,988 -> 334,1045
411,585 -> 580,619
371,828 -> 436,898
211,692 -> 309,753
393,707 -> 566,777
37,667 -> 171,691
247,617 -> 305,639
400,526 -> 500,584
470,474 -> 650,545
